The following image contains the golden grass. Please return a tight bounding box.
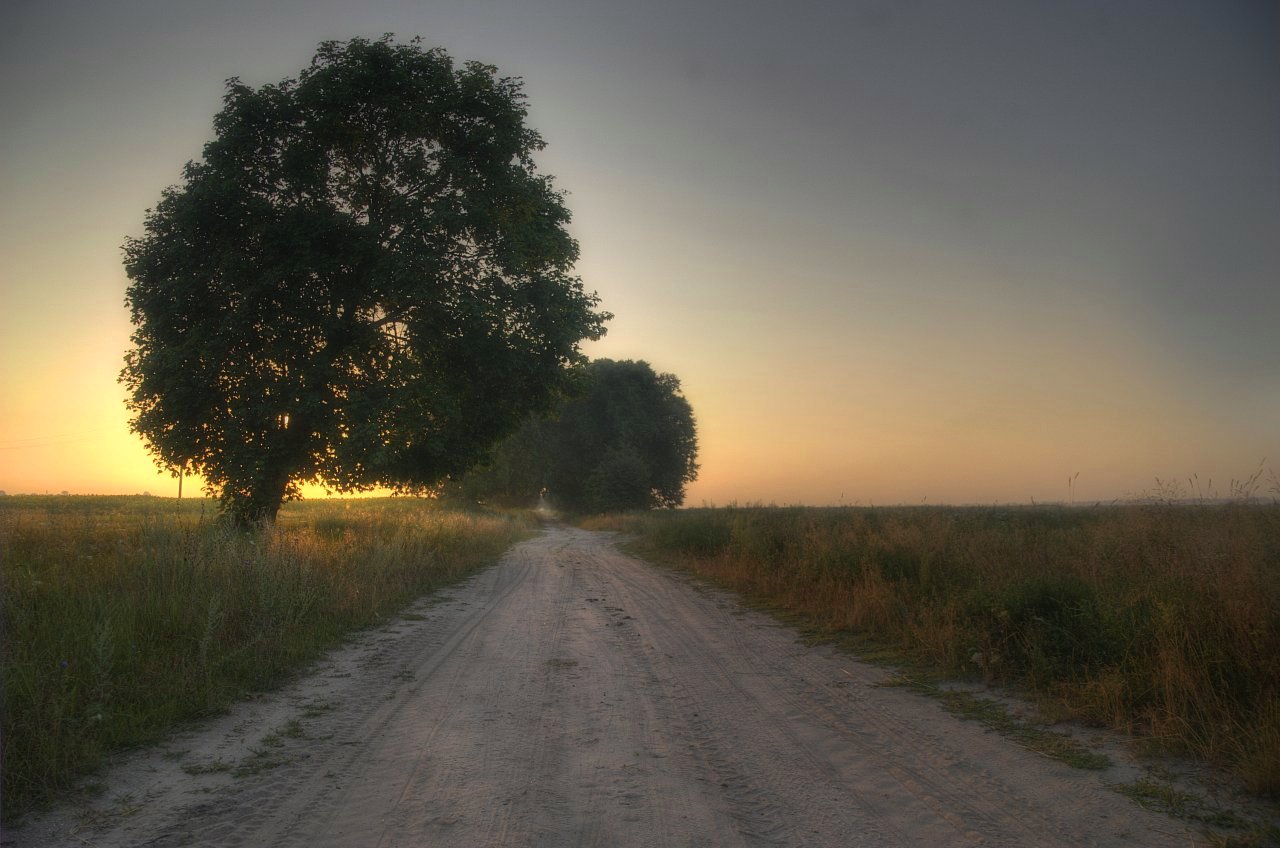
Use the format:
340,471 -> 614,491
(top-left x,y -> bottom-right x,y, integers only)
588,504 -> 1280,796
1,495 -> 532,815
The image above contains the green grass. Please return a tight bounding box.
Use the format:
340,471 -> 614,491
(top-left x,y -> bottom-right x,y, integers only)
1110,778 -> 1248,829
180,758 -> 232,776
878,674 -> 1112,769
586,504 -> 1280,797
1,495 -> 533,816
1109,777 -> 1280,846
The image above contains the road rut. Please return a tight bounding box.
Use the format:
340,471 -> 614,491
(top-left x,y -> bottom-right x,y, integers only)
11,525 -> 1193,846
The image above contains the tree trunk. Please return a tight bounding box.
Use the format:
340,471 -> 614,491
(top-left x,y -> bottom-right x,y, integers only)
224,458 -> 294,529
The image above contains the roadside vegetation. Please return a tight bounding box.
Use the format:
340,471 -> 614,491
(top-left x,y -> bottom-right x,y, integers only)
586,503 -> 1280,797
1,495 -> 531,815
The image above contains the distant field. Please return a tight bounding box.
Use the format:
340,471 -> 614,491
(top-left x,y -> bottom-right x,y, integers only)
587,504 -> 1280,797
0,495 -> 532,815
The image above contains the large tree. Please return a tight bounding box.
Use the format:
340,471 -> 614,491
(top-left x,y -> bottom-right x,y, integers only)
122,37 -> 608,525
452,359 -> 699,512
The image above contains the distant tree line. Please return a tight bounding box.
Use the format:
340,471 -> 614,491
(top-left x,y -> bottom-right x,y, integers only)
448,359 -> 698,513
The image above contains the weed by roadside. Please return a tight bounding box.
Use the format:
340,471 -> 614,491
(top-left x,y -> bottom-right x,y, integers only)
877,673 -> 1112,770
1111,777 -> 1280,847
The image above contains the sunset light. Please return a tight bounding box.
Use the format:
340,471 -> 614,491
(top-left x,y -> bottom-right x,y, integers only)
2,1 -> 1275,504
4,5 -> 1279,841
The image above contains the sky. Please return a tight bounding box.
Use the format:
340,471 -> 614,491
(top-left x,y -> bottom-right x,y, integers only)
1,0 -> 1277,505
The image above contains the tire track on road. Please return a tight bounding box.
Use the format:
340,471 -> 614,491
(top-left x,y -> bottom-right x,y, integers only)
11,524 -> 1198,848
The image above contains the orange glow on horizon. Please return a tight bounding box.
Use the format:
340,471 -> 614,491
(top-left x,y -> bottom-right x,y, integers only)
2,4 -> 1275,505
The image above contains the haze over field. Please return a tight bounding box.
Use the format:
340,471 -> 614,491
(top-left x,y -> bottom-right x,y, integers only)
2,0 -> 1276,505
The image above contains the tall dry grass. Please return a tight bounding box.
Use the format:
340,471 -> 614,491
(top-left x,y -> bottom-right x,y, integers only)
1,495 -> 531,815
588,505 -> 1280,796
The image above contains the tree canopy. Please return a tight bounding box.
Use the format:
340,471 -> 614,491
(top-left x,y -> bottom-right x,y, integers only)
451,359 -> 699,512
121,37 -> 609,525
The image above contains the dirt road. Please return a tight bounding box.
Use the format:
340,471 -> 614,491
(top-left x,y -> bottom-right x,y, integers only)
11,525 -> 1194,847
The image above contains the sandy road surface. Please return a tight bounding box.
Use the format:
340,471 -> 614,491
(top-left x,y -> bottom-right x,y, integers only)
10,525 -> 1195,847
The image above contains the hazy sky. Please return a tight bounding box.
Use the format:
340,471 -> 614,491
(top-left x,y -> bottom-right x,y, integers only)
2,0 -> 1277,504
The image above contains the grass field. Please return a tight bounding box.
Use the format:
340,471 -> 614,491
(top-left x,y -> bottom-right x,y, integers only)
1,495 -> 532,816
586,504 -> 1280,797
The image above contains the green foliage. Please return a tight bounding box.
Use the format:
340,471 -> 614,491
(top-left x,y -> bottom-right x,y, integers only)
0,495 -> 531,814
970,574 -> 1117,689
586,446 -> 653,513
121,37 -> 609,525
452,359 -> 699,512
